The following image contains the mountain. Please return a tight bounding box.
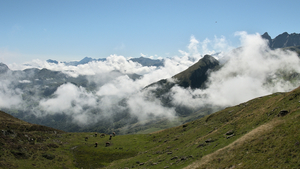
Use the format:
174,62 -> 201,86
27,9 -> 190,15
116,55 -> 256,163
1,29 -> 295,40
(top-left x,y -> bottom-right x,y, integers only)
144,55 -> 220,111
0,63 -> 9,74
66,57 -> 107,66
129,57 -> 164,67
78,55 -> 222,134
46,56 -> 164,67
1,84 -> 299,168
0,63 -> 142,133
172,54 -> 220,89
124,55 -> 221,128
46,59 -> 59,64
46,57 -> 106,66
282,46 -> 300,56
146,55 -> 219,92
262,32 -> 300,49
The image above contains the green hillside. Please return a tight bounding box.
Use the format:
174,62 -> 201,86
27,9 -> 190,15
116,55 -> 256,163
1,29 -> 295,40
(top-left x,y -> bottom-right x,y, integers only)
1,85 -> 300,168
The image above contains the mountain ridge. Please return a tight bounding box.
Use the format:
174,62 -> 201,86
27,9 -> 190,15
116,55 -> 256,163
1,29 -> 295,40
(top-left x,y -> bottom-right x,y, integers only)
262,32 -> 300,49
46,56 -> 164,67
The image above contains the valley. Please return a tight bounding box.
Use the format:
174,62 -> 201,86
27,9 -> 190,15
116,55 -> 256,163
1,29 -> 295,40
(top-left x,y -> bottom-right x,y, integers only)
1,83 -> 300,168
1,32 -> 300,168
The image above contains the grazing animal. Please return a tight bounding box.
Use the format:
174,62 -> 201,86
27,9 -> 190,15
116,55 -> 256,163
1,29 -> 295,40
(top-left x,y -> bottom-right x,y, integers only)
112,132 -> 116,137
85,137 -> 88,141
100,133 -> 105,138
106,142 -> 110,147
94,133 -> 97,137
109,134 -> 112,140
95,142 -> 98,147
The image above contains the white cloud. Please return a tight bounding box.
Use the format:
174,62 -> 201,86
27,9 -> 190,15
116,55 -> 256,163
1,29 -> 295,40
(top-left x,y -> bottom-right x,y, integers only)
2,32 -> 300,128
127,90 -> 176,122
39,83 -> 98,124
140,53 -> 146,57
0,77 -> 23,108
171,32 -> 300,109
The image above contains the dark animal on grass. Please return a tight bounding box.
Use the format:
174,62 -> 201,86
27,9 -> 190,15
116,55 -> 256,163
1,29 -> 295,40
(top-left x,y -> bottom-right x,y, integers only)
106,142 -> 110,147
109,134 -> 112,140
95,142 -> 98,147
94,133 -> 97,137
278,110 -> 289,117
100,133 -> 105,138
85,137 -> 88,141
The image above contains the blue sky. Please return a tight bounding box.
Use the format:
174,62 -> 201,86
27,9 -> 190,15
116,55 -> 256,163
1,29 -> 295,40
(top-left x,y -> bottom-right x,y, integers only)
0,0 -> 299,64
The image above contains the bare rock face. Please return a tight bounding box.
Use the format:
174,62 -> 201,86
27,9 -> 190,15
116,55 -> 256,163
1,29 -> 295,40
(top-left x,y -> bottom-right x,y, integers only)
262,32 -> 300,49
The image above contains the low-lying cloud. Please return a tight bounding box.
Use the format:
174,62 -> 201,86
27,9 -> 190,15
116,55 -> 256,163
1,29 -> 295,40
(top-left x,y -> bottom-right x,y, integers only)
171,32 -> 300,109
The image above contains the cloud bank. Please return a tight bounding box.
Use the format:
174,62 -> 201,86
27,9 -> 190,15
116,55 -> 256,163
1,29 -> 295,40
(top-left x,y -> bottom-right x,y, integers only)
1,32 -> 300,127
171,32 -> 300,108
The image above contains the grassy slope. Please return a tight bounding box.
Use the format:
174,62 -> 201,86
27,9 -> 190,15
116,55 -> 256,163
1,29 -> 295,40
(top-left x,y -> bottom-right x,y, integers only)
0,111 -> 69,169
1,86 -> 300,168
105,87 -> 300,169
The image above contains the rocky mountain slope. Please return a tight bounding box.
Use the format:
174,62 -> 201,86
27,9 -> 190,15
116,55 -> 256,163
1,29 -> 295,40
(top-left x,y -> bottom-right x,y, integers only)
145,54 -> 220,102
262,32 -> 300,49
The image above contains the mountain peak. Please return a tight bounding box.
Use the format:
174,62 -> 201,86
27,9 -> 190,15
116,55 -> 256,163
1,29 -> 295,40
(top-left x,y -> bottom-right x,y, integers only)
0,62 -> 9,74
262,32 -> 271,40
202,54 -> 219,64
80,56 -> 93,61
173,54 -> 219,89
262,32 -> 270,37
46,59 -> 59,64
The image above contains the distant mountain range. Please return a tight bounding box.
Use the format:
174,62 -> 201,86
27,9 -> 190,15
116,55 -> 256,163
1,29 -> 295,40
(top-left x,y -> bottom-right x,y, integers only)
47,57 -> 106,66
45,32 -> 300,68
47,56 -> 164,67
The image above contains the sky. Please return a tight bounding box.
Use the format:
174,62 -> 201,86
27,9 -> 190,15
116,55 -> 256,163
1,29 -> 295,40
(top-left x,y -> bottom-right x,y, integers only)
0,0 -> 299,64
